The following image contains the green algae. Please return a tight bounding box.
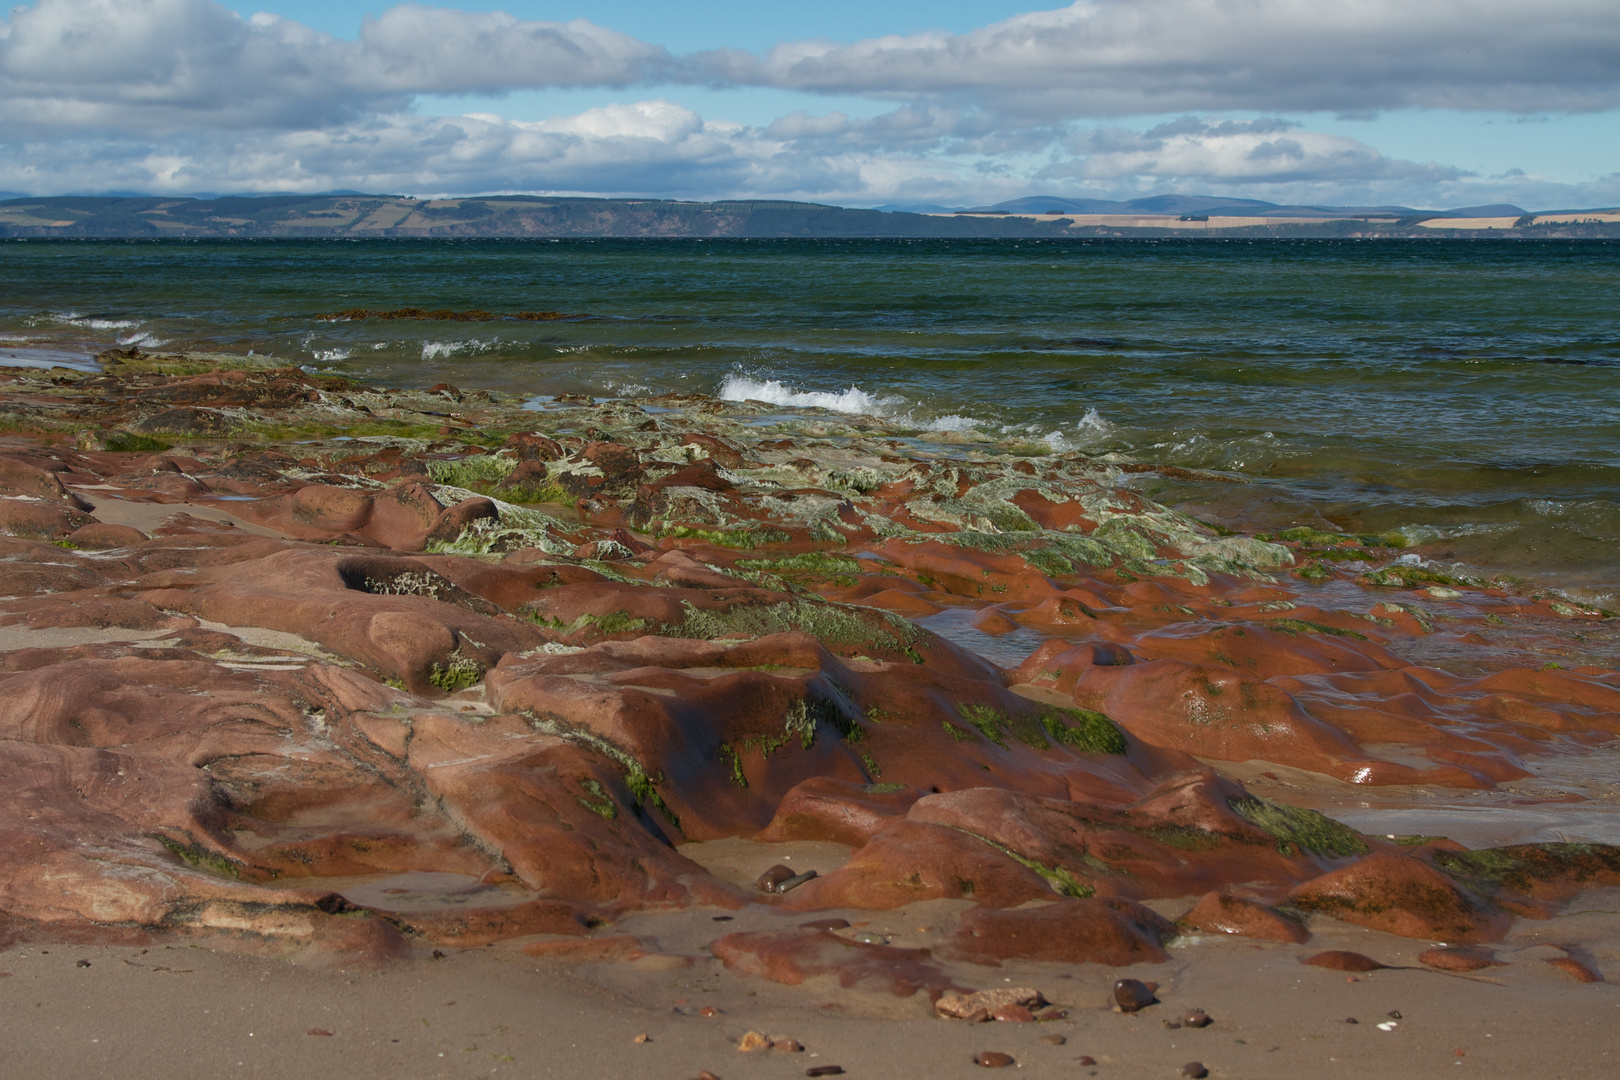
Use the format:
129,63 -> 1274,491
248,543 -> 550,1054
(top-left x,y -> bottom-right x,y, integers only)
1038,706 -> 1129,755
154,834 -> 242,879
952,828 -> 1095,899
522,709 -> 680,830
1267,618 -> 1370,641
426,454 -> 518,489
1228,796 -> 1369,858
676,598 -> 921,657
1433,842 -> 1620,894
103,431 -> 173,453
428,651 -> 482,692
575,777 -> 617,820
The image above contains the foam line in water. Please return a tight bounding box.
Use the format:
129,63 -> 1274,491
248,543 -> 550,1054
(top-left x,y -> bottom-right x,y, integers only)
718,374 -> 895,415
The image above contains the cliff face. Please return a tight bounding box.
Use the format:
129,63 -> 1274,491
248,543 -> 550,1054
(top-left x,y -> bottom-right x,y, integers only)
8,194 -> 1618,238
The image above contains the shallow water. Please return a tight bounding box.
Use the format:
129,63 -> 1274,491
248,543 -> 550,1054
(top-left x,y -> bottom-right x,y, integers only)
3,236 -> 1618,597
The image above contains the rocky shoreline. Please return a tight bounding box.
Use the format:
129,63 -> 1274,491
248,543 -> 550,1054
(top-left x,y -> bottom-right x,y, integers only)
2,347 -> 1619,1069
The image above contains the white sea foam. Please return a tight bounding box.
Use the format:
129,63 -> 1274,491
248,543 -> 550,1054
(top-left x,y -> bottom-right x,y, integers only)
1041,407 -> 1115,451
53,312 -> 139,330
718,374 -> 896,415
421,340 -> 496,360
117,330 -> 168,348
313,348 -> 351,362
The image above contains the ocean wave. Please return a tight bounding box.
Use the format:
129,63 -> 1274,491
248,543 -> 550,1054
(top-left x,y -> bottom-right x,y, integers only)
117,330 -> 168,348
718,374 -> 896,415
51,311 -> 139,330
314,348 -> 351,362
421,340 -> 497,360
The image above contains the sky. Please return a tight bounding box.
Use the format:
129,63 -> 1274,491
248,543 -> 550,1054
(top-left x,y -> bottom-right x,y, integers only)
1,0 -> 1617,208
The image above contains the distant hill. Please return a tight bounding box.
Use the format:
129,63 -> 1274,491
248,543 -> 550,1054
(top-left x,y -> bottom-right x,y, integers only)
0,193 -> 1610,239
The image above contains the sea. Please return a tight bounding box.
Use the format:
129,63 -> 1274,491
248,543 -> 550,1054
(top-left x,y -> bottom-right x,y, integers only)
3,236 -> 1618,603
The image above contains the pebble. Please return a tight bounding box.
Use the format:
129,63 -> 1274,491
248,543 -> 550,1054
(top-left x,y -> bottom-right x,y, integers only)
774,1039 -> 805,1052
1039,1034 -> 1067,1046
305,1029 -> 333,1037
699,1006 -> 720,1018
738,1031 -> 770,1053
1345,1018 -> 1358,1025
851,931 -> 888,945
1077,1056 -> 1096,1066
1113,978 -> 1157,1012
976,1051 -> 1016,1068
800,918 -> 850,931
805,1068 -> 845,1078
756,864 -> 796,891
75,960 -> 91,968
1180,1063 -> 1208,1079
698,1072 -> 721,1080
993,1004 -> 1035,1023
1183,1010 -> 1212,1028
776,870 -> 819,894
1387,1011 -> 1402,1020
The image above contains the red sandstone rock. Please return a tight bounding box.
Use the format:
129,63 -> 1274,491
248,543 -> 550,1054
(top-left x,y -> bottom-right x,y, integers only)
948,899 -> 1174,967
1288,853 -> 1510,942
1303,951 -> 1386,972
1418,945 -> 1502,972
1180,891 -> 1310,943
710,928 -> 959,997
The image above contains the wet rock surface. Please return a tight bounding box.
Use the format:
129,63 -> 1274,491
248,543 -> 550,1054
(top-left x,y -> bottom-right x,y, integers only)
0,351 -> 1617,987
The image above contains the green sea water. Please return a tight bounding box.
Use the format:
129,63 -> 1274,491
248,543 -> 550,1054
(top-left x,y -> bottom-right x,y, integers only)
3,237 -> 1618,600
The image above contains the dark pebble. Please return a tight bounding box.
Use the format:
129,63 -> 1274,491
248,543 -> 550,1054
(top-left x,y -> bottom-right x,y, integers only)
776,870 -> 819,894
800,918 -> 851,931
756,864 -> 796,891
430,949 -> 445,960
1180,1064 -> 1208,1079
1077,1057 -> 1097,1066
805,1068 -> 845,1077
1345,1018 -> 1359,1024
1183,1010 -> 1212,1028
1113,978 -> 1157,1013
1387,1011 -> 1402,1020
711,915 -> 733,922
976,1051 -> 1016,1068
306,1029 -> 334,1037
75,960 -> 91,968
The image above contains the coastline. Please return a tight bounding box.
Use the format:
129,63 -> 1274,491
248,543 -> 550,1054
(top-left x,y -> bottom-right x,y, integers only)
1,347 -> 1618,1076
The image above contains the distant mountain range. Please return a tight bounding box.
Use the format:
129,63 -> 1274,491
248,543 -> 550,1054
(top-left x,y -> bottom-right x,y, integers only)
881,195 -> 1537,218
1,193 -> 1615,239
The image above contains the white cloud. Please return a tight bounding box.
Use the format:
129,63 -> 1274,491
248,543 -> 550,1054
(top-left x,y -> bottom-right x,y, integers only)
1053,116 -> 1465,184
0,0 -> 666,132
703,0 -> 1620,117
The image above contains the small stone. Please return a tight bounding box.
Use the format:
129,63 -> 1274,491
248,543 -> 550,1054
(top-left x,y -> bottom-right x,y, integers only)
800,918 -> 850,931
75,959 -> 91,968
1183,1010 -> 1212,1028
699,1006 -> 720,1018
633,1034 -> 651,1043
851,931 -> 888,945
1303,950 -> 1385,972
776,870 -> 819,894
1113,978 -> 1157,1012
976,1051 -> 1016,1068
698,1072 -> 722,1080
756,864 -> 796,891
993,1004 -> 1035,1023
1163,1020 -> 1182,1030
1077,1056 -> 1097,1066
712,915 -> 733,922
805,1068 -> 845,1078
773,1039 -> 804,1052
306,1029 -> 333,1037
1040,1034 -> 1067,1046
431,950 -> 445,960
1036,1009 -> 1069,1022
738,1031 -> 770,1052
1345,1018 -> 1358,1025
1180,1063 -> 1208,1079
1387,1010 -> 1402,1020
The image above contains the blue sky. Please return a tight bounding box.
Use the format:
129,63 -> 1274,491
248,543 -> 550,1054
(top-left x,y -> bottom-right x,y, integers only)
1,0 -> 1617,208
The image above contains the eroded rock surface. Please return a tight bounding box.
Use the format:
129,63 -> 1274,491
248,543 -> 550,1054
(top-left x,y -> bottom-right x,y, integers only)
0,352 -> 1616,967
